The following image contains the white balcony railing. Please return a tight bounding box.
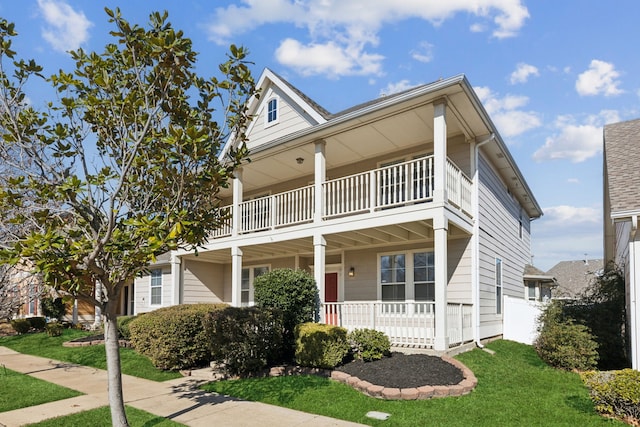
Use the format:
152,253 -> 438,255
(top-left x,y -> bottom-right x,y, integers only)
210,156 -> 472,237
447,303 -> 474,347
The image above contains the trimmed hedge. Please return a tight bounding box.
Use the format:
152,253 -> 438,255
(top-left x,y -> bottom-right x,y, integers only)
45,322 -> 63,337
116,315 -> 136,340
294,322 -> 349,369
10,318 -> 30,334
129,303 -> 226,370
348,328 -> 391,361
205,306 -> 284,376
582,369 -> 640,423
26,316 -> 46,331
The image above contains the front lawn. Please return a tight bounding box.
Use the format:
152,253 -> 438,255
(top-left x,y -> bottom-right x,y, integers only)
0,329 -> 181,382
25,406 -> 184,427
0,367 -> 82,412
203,340 -> 623,426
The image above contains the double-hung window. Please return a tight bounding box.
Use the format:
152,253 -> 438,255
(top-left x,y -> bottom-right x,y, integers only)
150,269 -> 162,306
380,250 -> 435,304
380,254 -> 405,301
241,265 -> 270,306
413,252 -> 435,301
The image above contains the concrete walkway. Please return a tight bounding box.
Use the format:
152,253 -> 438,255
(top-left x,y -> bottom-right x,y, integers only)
0,346 -> 366,427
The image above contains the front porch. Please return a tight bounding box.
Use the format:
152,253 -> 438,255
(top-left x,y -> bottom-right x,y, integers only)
323,301 -> 473,349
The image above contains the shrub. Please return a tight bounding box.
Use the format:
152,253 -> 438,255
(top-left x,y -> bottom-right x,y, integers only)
534,301 -> 598,371
254,269 -> 319,359
10,318 -> 30,334
129,304 -> 226,370
348,328 -> 391,361
26,316 -> 46,331
40,297 -> 67,321
116,315 -> 136,340
205,306 -> 284,376
582,369 -> 640,423
294,322 -> 349,369
45,322 -> 63,337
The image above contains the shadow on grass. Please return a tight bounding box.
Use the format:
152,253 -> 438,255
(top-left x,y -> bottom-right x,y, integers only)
202,375 -> 332,405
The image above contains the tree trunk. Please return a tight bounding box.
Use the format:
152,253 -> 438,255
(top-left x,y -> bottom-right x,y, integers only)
104,302 -> 129,427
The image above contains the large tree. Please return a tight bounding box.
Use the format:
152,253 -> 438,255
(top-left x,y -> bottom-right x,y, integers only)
0,9 -> 255,426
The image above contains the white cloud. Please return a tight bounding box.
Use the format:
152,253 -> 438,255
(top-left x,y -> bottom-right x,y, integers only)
411,42 -> 434,63
37,0 -> 92,53
567,178 -> 580,184
533,110 -> 620,163
379,80 -> 416,96
575,60 -> 623,96
510,62 -> 539,84
474,86 -> 541,138
207,0 -> 529,77
531,205 -> 603,270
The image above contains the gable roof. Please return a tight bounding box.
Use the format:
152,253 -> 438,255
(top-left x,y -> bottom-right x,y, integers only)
604,118 -> 640,215
523,264 -> 557,286
546,259 -> 604,298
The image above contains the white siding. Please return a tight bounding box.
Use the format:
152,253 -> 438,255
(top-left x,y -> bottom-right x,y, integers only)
447,237 -> 472,303
182,260 -> 225,304
134,265 -> 171,314
246,86 -> 315,149
477,153 -> 531,338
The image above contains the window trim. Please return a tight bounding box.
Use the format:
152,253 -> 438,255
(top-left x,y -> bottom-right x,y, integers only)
264,97 -> 279,128
150,268 -> 162,306
378,249 -> 434,302
495,258 -> 503,314
241,264 -> 270,306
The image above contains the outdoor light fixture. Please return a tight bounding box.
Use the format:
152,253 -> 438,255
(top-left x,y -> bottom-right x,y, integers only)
296,157 -> 304,164
348,267 -> 355,277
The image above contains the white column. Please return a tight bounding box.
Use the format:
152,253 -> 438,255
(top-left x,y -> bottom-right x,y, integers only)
231,246 -> 243,307
170,253 -> 181,306
232,167 -> 243,236
314,234 -> 326,320
433,100 -> 448,205
630,234 -> 640,370
314,140 -> 326,223
434,215 -> 449,351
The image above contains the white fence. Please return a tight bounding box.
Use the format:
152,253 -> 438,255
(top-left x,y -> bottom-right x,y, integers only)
503,295 -> 543,345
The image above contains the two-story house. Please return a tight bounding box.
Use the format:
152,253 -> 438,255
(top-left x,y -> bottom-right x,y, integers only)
132,69 -> 542,352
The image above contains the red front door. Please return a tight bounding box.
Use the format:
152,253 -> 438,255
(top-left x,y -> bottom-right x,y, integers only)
324,273 -> 339,325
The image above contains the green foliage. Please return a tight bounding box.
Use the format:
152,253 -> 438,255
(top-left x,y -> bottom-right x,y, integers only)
0,368 -> 82,412
40,297 -> 67,321
294,323 -> 349,369
26,316 -> 46,331
10,318 -> 30,334
129,304 -> 226,370
564,263 -> 629,370
204,306 -> 284,376
535,300 -> 599,371
45,322 -> 63,337
254,269 -> 319,358
582,369 -> 640,423
116,315 -> 136,340
347,328 -> 391,361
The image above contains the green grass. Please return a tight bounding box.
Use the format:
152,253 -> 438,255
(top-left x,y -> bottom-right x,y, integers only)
0,329 -> 181,381
25,405 -> 184,426
0,367 -> 82,412
203,340 -> 624,426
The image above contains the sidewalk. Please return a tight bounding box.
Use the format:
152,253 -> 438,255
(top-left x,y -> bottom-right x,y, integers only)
0,346 -> 366,427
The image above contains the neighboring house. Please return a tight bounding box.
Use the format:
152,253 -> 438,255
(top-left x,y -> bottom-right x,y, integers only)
604,117 -> 640,370
546,259 -> 604,299
134,69 -> 542,352
523,264 -> 557,302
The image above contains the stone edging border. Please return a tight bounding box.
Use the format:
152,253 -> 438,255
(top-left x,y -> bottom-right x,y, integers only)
265,354 -> 477,401
63,339 -> 133,348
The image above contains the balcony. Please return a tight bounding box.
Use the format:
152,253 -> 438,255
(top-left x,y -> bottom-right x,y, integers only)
212,156 -> 472,238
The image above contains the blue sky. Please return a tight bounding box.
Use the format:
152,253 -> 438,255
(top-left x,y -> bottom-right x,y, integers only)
2,0 -> 639,271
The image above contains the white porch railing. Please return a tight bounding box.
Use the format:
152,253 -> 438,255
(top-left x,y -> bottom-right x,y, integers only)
323,301 -> 474,348
210,156 -> 472,237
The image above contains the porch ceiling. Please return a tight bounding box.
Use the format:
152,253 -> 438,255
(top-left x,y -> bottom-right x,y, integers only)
188,219 -> 470,264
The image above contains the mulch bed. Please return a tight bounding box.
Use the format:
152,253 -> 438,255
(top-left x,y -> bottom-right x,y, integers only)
336,352 -> 464,389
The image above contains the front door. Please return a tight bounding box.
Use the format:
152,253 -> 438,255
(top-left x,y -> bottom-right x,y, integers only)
324,272 -> 339,325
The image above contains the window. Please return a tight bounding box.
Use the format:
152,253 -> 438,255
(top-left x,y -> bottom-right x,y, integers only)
495,258 -> 502,314
380,254 -> 405,301
526,281 -> 537,301
413,252 -> 435,301
266,98 -> 278,125
150,269 -> 162,305
241,265 -> 270,306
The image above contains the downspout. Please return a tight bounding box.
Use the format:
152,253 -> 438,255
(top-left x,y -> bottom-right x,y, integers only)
472,133 -> 495,348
